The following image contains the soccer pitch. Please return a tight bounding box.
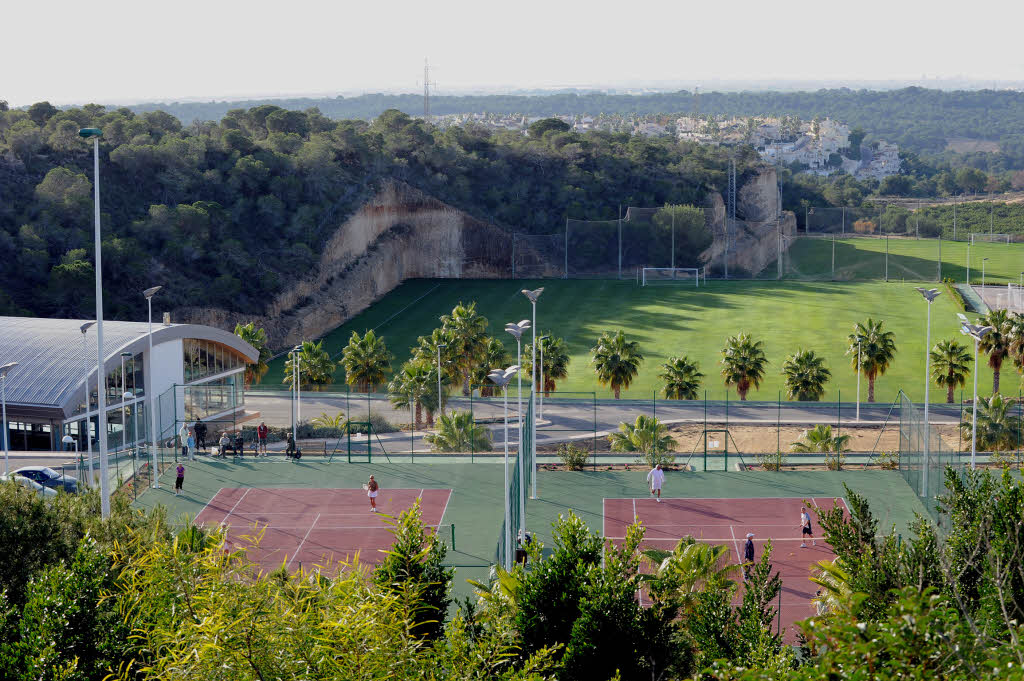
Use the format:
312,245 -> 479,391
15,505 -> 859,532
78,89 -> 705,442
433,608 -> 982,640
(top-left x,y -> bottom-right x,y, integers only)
263,278 -> 1006,404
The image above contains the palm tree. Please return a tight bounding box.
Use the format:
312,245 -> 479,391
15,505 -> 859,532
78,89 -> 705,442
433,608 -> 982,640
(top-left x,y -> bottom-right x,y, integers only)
847,318 -> 896,403
641,537 -> 739,612
930,339 -> 972,404
790,424 -> 851,453
781,349 -> 831,401
233,322 -> 271,387
523,333 -> 571,395
341,330 -> 393,393
413,327 -> 459,408
810,558 -> 855,616
440,301 -> 489,396
609,415 -> 677,466
425,411 -> 492,452
720,333 -> 768,401
979,309 -> 1013,394
282,339 -> 336,389
471,337 -> 511,397
961,393 -> 1022,452
659,356 -> 704,400
311,411 -> 346,428
388,359 -> 440,428
591,330 -> 644,399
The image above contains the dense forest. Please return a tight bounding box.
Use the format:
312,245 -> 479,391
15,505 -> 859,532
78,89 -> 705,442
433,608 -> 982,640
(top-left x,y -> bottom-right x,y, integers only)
0,102 -> 762,320
124,88 -> 1024,171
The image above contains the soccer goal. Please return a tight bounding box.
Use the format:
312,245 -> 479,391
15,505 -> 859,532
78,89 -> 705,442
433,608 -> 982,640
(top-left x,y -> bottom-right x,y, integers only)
641,267 -> 705,287
970,233 -> 1011,244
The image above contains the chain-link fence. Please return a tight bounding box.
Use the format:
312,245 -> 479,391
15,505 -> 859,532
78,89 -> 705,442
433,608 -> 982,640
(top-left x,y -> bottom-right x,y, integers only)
899,391 -> 964,531
496,393 -> 534,570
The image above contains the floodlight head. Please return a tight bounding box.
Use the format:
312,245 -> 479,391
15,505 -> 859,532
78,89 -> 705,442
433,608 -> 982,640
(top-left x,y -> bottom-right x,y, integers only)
962,323 -> 994,341
61,435 -> 74,444
292,344 -> 302,353
437,343 -> 448,349
957,313 -> 970,324
0,361 -> 17,378
143,285 -> 162,299
78,128 -> 102,139
505,325 -> 524,340
915,287 -> 941,303
521,288 -> 544,303
487,365 -> 520,387
120,351 -> 132,358
80,321 -> 95,335
539,335 -> 551,342
122,391 -> 133,401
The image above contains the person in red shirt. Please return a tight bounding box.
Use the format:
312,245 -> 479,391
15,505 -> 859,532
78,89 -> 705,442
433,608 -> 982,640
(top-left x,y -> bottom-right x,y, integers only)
256,421 -> 269,456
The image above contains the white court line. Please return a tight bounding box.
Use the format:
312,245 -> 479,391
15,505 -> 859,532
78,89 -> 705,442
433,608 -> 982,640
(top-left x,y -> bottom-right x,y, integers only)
633,498 -> 637,521
436,489 -> 453,531
729,525 -> 746,583
248,525 -> 392,531
222,488 -> 251,524
287,513 -> 320,570
605,496 -> 816,501
605,536 -> 835,543
196,487 -> 225,520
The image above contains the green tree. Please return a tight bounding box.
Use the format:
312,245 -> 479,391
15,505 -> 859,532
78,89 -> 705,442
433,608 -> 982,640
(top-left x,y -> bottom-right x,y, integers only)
528,117 -> 571,139
930,339 -> 971,403
659,356 -> 704,400
523,334 -> 570,395
233,322 -> 271,387
847,318 -> 897,403
790,424 -> 851,453
979,309 -> 1012,394
425,410 -> 492,452
440,301 -> 488,396
781,349 -> 831,401
412,327 -> 458,410
641,538 -> 739,613
591,330 -> 644,399
283,339 -> 336,389
341,329 -> 393,392
472,336 -> 511,397
609,415 -> 677,466
720,333 -> 768,401
960,393 -> 1022,452
388,359 -> 440,428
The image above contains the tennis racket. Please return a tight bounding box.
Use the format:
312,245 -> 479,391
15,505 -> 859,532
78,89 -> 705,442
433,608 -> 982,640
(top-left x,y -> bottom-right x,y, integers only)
362,484 -> 369,491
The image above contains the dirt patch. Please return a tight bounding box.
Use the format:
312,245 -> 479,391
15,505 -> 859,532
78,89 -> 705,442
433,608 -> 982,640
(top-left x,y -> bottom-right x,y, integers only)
945,138 -> 1001,154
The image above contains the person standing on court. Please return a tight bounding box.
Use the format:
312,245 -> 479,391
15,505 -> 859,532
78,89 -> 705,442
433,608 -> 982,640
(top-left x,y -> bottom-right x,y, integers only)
366,475 -> 379,512
257,421 -> 269,456
186,430 -> 196,461
174,462 -> 185,496
800,506 -> 816,548
744,532 -> 755,563
178,422 -> 190,460
646,463 -> 665,502
194,418 -> 207,452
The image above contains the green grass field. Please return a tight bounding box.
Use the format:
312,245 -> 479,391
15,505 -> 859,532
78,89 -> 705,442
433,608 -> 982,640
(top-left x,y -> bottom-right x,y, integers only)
777,236 -> 1024,283
263,277 -> 1011,404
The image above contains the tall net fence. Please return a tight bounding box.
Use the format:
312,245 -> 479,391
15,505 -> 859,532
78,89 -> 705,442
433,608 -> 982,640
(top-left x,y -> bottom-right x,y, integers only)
899,391 -> 962,530
496,393 -> 533,569
566,219 -> 621,278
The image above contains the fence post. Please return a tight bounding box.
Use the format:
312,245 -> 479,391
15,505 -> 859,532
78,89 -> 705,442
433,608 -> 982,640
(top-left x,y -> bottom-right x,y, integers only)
777,392 -> 781,455
564,217 -> 569,279
593,392 -> 597,471
831,235 -> 835,281
652,391 -> 656,421
885,235 -> 889,282
618,205 -> 622,280
937,237 -> 942,282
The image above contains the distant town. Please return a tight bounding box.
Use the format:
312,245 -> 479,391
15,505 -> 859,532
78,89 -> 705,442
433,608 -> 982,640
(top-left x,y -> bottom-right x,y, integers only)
431,112 -> 901,180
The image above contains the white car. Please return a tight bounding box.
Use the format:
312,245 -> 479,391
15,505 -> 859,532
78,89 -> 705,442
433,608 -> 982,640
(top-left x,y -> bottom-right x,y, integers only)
0,473 -> 59,499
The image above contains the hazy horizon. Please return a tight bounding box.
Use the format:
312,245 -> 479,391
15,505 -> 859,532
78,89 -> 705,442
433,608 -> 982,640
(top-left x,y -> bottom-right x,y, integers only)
6,0 -> 1024,107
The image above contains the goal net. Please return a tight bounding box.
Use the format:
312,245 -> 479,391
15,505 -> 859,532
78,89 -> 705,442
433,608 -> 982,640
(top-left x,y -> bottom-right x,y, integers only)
970,233 -> 1011,244
642,267 -> 705,287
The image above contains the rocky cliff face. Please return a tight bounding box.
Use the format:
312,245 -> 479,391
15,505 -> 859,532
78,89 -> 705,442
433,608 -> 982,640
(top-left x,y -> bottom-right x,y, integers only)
177,182 -> 556,348
700,167 -> 796,277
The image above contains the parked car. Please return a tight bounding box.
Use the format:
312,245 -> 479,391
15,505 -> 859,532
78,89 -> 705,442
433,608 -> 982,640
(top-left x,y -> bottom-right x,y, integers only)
13,466 -> 78,494
0,474 -> 59,499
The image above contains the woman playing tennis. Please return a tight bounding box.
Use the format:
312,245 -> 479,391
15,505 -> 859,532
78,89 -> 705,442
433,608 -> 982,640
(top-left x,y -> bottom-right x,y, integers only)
364,475 -> 380,512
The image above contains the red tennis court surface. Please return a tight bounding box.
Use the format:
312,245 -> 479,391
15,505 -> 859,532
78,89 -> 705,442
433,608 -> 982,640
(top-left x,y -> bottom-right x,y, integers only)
195,487 -> 452,574
603,496 -> 847,643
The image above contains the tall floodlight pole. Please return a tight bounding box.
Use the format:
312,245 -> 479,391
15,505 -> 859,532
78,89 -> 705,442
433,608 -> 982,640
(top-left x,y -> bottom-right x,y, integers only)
505,320 -> 530,521
522,288 -> 544,499
436,343 -> 447,418
488,365 -> 519,571
123,391 -> 137,461
982,258 -> 989,291
289,350 -> 299,447
143,287 -> 161,487
915,288 -> 941,498
538,335 -> 550,420
120,352 -> 132,451
293,345 -> 303,425
79,322 -> 95,486
967,243 -> 971,285
79,127 -> 111,518
0,362 -> 17,476
960,319 -> 993,469
856,339 -> 861,422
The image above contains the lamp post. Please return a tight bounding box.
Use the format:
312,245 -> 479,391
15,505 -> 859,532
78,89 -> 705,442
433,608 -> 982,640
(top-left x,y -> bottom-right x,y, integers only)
122,391 -> 139,465
966,242 -> 971,285
143,287 -> 161,487
292,345 -> 303,426
79,126 -> 111,518
960,319 -> 994,469
289,348 -> 301,447
521,288 -> 544,498
1,362 -> 17,476
982,257 -> 989,291
488,365 -> 519,571
61,434 -> 79,479
505,320 -> 530,520
120,352 -> 132,452
436,343 -> 447,418
855,338 -> 861,422
915,288 -> 941,498
79,322 -> 95,487
538,335 -> 550,421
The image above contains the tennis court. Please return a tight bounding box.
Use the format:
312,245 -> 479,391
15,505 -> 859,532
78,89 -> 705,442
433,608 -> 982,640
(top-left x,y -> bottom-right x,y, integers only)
603,495 -> 846,642
195,486 -> 452,573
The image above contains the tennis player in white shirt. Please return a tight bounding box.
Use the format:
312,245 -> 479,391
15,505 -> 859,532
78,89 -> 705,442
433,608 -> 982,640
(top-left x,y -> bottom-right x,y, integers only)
646,464 -> 666,502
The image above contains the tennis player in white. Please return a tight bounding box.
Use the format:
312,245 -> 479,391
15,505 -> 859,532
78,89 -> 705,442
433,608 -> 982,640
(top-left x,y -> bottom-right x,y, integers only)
646,464 -> 665,502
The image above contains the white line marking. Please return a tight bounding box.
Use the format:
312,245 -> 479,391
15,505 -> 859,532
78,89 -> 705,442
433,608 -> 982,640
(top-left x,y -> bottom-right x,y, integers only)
840,497 -> 852,515
729,525 -> 746,583
223,488 -> 251,524
436,489 -> 452,530
287,513 -> 320,570
633,497 -> 637,521
603,496 -> 815,501
244,525 -> 394,531
196,487 -> 225,520
605,536 -> 838,543
419,488 -> 424,499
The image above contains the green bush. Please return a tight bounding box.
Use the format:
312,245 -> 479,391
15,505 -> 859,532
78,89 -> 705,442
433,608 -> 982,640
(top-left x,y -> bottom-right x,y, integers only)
557,443 -> 591,470
943,277 -> 967,311
825,451 -> 847,471
755,451 -> 787,471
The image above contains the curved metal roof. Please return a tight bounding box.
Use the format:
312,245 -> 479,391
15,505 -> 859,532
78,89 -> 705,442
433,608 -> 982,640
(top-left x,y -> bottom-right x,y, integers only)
0,317 -> 258,418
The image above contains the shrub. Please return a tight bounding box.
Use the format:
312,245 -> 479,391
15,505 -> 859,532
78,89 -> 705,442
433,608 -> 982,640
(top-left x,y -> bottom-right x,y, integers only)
557,443 -> 591,470
943,277 -> 967,311
756,451 -> 787,471
875,451 -> 900,470
825,451 -> 847,471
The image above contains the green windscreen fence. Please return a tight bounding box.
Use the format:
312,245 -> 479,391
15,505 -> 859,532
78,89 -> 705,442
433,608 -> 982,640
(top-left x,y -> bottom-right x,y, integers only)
496,393 -> 534,569
898,391 -> 962,531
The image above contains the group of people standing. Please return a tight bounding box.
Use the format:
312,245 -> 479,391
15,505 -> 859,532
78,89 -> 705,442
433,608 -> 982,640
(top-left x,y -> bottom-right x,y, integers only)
176,419 -> 271,459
